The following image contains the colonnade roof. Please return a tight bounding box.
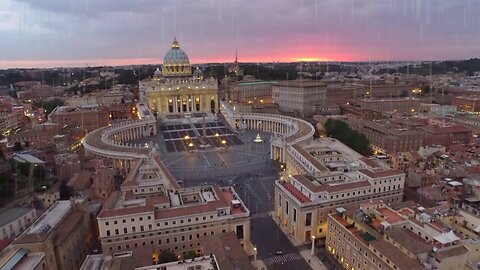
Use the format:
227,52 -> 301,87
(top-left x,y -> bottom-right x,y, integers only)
83,126 -> 150,157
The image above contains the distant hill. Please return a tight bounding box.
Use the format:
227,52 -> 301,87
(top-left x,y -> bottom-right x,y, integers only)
375,58 -> 480,76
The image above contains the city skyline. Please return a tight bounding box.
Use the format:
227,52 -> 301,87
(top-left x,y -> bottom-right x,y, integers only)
1,0 -> 480,69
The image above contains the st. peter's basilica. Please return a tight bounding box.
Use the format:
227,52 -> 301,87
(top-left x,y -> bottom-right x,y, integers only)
139,38 -> 219,115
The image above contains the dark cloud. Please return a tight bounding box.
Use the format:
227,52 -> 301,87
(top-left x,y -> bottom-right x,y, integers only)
1,0 -> 479,67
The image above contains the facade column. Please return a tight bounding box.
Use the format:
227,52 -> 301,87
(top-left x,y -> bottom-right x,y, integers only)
165,96 -> 169,114
173,96 -> 177,113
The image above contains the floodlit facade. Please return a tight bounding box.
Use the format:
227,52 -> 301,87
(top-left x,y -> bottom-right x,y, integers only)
326,201 -> 480,270
96,152 -> 252,257
274,138 -> 405,243
140,38 -> 219,115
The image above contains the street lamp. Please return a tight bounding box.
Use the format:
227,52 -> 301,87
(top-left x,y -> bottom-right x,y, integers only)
253,246 -> 257,266
221,140 -> 227,145
311,235 -> 316,255
184,135 -> 190,139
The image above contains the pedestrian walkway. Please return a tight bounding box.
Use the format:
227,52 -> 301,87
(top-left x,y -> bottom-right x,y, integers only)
263,253 -> 303,266
274,215 -> 328,270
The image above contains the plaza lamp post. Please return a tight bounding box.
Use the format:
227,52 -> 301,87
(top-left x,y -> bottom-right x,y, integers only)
311,235 -> 316,255
253,246 -> 257,266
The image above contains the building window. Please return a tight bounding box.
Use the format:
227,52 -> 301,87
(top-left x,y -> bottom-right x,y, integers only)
236,225 -> 244,239
305,212 -> 312,227
293,208 -> 297,223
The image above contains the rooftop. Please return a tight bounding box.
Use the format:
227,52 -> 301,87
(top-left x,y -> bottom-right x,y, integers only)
0,207 -> 34,228
199,232 -> 255,270
26,200 -> 71,236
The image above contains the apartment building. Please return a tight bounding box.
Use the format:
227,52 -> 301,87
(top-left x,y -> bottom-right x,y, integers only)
356,97 -> 421,114
48,105 -> 110,133
97,153 -> 252,258
326,200 -> 480,270
272,80 -> 327,117
275,138 -> 405,243
12,200 -> 93,270
0,207 -> 36,240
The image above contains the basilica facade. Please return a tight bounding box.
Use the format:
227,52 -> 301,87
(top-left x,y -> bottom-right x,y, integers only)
139,38 -> 219,115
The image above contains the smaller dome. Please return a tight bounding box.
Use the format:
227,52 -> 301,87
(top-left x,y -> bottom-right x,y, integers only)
193,67 -> 203,80
153,67 -> 162,81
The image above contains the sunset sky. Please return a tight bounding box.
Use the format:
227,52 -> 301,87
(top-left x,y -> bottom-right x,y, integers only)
1,0 -> 479,69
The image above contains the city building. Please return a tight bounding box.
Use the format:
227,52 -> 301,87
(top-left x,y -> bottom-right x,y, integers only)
80,248 -> 221,270
421,124 -> 472,147
230,80 -> 272,104
8,123 -> 62,148
325,83 -> 365,106
12,200 -> 93,270
272,80 -> 327,117
356,97 -> 421,114
200,232 -> 255,270
354,120 -> 424,154
96,152 -> 252,257
54,153 -> 81,182
452,95 -> 480,112
140,38 -> 219,115
0,111 -> 23,137
326,200 -> 480,270
274,138 -> 405,243
0,207 -> 36,240
0,248 -> 47,270
48,105 -> 110,133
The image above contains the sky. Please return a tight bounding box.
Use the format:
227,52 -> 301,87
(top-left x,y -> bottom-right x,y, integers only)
0,0 -> 479,68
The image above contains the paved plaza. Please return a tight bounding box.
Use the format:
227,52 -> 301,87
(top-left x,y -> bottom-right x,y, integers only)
127,118 -> 314,270
160,121 -> 244,152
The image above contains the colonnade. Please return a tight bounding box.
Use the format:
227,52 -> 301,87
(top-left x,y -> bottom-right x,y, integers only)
149,94 -> 218,114
241,118 -> 291,134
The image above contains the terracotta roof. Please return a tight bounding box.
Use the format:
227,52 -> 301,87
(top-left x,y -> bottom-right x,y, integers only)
200,232 -> 254,270
67,170 -> 93,191
292,175 -> 325,192
385,227 -> 432,255
358,169 -> 404,179
369,239 -> 424,270
376,207 -> 405,223
279,181 -> 311,203
434,245 -> 468,261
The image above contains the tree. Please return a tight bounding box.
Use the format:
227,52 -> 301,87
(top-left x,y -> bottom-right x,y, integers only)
184,250 -> 197,260
13,142 -> 23,152
42,99 -> 64,115
159,250 -> 177,264
324,119 -> 372,156
33,165 -> 46,181
59,181 -> 73,200
16,162 -> 30,177
0,170 -> 15,198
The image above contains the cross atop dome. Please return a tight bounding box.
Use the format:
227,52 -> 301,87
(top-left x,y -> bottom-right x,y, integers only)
171,37 -> 180,48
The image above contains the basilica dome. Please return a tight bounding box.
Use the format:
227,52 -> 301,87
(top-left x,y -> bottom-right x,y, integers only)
162,38 -> 192,78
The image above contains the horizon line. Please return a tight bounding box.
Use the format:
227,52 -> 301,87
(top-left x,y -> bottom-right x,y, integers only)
0,57 -> 477,70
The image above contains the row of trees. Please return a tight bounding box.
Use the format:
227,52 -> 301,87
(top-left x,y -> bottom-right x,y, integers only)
323,119 -> 372,156
154,249 -> 197,264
